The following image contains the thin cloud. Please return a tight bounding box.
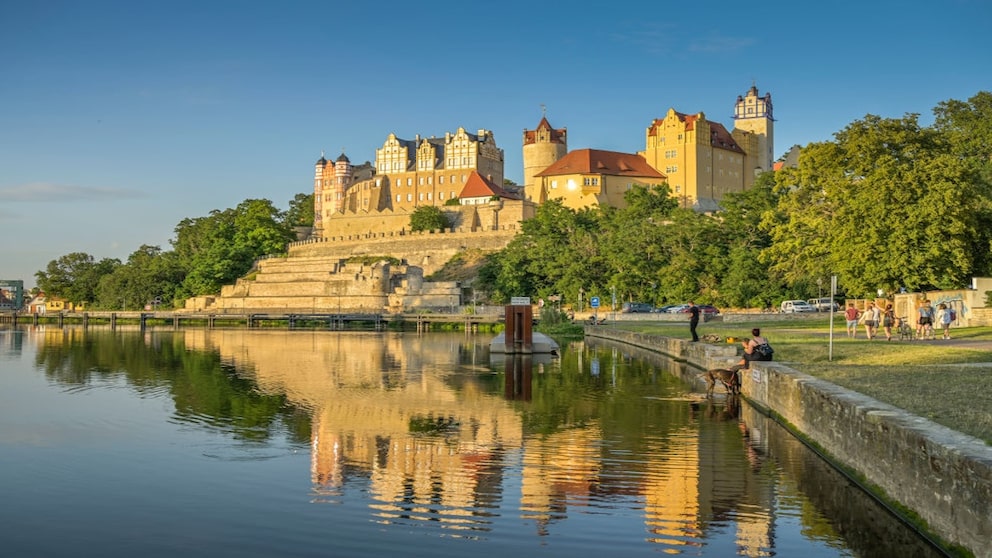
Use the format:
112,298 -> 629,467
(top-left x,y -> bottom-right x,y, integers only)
689,34 -> 756,53
604,23 -> 679,56
0,183 -> 149,202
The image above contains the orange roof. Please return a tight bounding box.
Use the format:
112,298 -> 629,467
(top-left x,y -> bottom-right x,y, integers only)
458,171 -> 522,200
536,149 -> 666,179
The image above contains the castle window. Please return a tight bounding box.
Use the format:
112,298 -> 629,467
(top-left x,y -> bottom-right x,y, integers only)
551,180 -> 558,189
439,176 -> 445,184
419,177 -> 423,185
450,191 -> 455,199
427,193 -> 432,201
675,185 -> 681,193
396,195 -> 401,202
439,192 -> 444,200
407,194 -> 412,202
419,193 -> 423,201
407,178 -> 412,186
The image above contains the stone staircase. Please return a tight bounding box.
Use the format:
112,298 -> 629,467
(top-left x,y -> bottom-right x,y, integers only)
186,254 -> 460,313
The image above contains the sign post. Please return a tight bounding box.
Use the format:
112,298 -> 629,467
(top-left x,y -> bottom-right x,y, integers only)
590,296 -> 600,324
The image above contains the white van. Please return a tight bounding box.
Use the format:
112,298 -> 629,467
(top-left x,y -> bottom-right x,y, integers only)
781,300 -> 816,313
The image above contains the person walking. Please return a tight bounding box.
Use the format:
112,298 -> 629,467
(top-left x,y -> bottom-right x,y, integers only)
881,303 -> 896,341
845,303 -> 860,338
917,300 -> 935,340
936,303 -> 953,339
688,301 -> 700,342
863,302 -> 880,340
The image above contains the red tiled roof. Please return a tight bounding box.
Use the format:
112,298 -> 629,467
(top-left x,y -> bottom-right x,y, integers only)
535,149 -> 666,179
708,122 -> 744,153
523,116 -> 566,145
458,171 -> 522,200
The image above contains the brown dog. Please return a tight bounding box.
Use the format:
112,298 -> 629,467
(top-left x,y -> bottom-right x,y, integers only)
702,368 -> 740,396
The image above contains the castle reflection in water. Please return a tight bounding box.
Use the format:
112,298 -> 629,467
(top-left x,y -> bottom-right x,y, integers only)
174,328 -> 772,553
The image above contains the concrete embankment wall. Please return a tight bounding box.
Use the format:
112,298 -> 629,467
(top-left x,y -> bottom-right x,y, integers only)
584,326 -> 992,558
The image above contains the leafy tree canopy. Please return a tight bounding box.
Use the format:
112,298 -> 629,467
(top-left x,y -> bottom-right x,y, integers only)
409,206 -> 450,232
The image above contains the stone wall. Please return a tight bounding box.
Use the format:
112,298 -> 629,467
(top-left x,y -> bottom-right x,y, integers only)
288,228 -> 518,276
584,327 -> 992,557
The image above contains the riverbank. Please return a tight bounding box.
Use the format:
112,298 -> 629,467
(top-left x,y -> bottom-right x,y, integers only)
585,326 -> 992,558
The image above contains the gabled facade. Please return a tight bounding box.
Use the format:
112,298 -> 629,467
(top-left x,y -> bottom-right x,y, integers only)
313,128 -> 506,238
637,85 -> 774,210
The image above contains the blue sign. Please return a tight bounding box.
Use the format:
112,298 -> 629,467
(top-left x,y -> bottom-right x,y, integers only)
590,296 -> 600,308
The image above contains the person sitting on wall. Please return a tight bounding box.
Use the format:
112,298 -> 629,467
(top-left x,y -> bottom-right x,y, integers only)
731,328 -> 773,371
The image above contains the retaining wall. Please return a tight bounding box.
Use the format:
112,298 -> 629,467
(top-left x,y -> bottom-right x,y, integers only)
584,327 -> 992,557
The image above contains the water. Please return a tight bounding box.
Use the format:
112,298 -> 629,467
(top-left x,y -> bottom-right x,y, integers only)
0,327 -> 943,557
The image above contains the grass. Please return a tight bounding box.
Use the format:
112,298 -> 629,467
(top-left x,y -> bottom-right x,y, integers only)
614,317 -> 992,444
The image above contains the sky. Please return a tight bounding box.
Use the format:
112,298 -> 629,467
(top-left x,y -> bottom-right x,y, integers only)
2,0 -> 991,289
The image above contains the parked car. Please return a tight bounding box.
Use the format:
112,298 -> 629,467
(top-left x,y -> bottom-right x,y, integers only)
781,300 -> 817,313
677,304 -> 720,316
621,302 -> 653,313
653,304 -> 677,313
807,298 -> 840,312
666,304 -> 690,314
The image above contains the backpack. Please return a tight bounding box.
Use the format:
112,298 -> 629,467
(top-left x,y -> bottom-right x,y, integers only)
754,343 -> 774,358
950,308 -> 957,321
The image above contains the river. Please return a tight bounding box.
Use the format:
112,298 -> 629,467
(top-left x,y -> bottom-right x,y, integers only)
0,326 -> 944,557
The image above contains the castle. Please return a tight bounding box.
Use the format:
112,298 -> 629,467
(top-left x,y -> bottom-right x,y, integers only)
185,86 -> 774,313
312,84 -> 773,233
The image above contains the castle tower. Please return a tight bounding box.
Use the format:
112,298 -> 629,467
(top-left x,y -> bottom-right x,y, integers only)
522,113 -> 567,202
331,152 -> 352,213
732,85 -> 774,173
313,154 -> 329,234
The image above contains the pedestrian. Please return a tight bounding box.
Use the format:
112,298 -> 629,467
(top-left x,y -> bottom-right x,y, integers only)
862,302 -> 880,340
881,303 -> 895,341
917,300 -> 935,340
687,301 -> 700,342
936,303 -> 953,339
845,303 -> 860,338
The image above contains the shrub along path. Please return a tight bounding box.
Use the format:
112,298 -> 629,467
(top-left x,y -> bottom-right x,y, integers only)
611,317 -> 992,445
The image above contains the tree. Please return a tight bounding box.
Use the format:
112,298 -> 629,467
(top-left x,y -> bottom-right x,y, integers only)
96,245 -> 184,309
763,113 -> 991,296
717,172 -> 786,307
284,193 -> 314,227
36,252 -> 120,305
409,206 -> 449,232
174,199 -> 294,297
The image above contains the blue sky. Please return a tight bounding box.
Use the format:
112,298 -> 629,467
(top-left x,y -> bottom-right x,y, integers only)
2,0 -> 990,289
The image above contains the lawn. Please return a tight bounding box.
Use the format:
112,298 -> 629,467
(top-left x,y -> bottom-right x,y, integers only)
612,317 -> 992,444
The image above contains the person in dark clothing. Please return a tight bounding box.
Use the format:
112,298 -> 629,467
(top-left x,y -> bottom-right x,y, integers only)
688,301 -> 700,342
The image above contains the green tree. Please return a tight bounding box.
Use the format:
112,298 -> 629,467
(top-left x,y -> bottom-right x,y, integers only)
36,252 -> 120,305
717,172 -> 787,307
409,206 -> 450,232
763,113 -> 990,295
284,193 -> 314,227
174,199 -> 293,297
96,245 -> 185,309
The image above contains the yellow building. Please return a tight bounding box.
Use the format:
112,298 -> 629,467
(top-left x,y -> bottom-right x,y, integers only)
531,148 -> 667,210
638,85 -> 774,211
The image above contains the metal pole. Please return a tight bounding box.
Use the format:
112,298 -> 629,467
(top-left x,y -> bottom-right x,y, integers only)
829,275 -> 837,361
